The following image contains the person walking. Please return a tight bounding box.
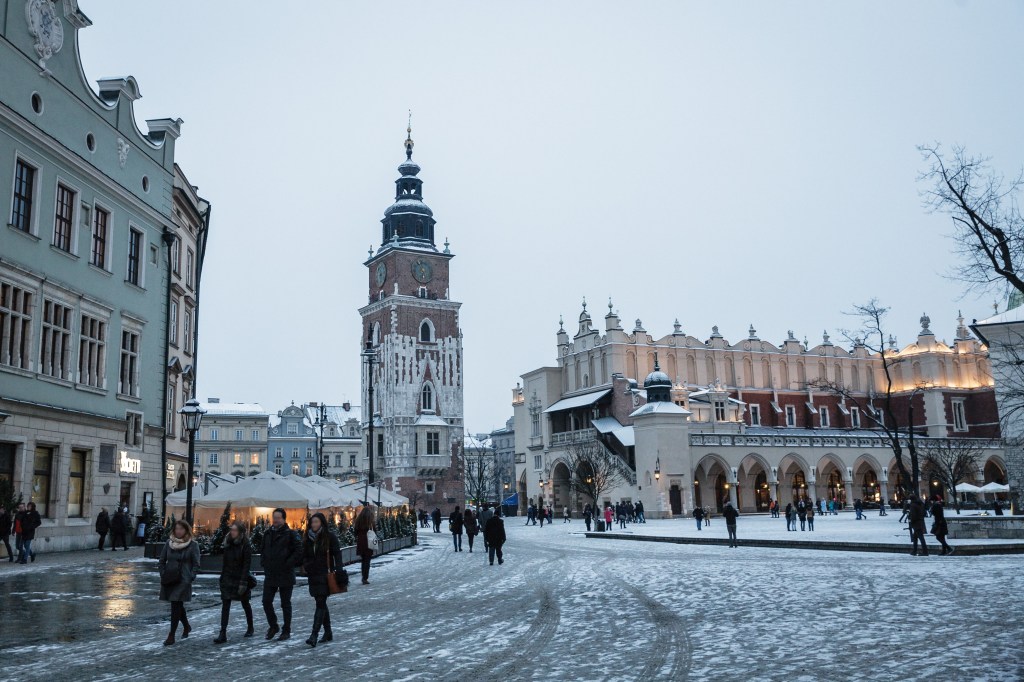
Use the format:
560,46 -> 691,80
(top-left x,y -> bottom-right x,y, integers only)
854,499 -> 864,520
13,502 -> 25,560
261,508 -> 301,641
484,511 -> 506,566
703,506 -> 712,527
693,506 -> 704,531
879,500 -> 888,516
899,499 -> 910,523
214,522 -> 255,644
603,505 -> 613,532
159,520 -> 201,646
0,505 -> 12,561
525,503 -> 535,526
478,504 -> 494,551
583,505 -> 593,531
636,500 -> 646,524
907,495 -> 929,557
784,503 -> 794,531
95,508 -> 110,551
110,508 -> 128,551
449,506 -> 464,551
617,503 -> 627,530
354,506 -> 376,584
463,507 -> 479,552
562,506 -> 570,524
806,503 -> 815,531
431,507 -> 442,533
302,512 -> 343,647
538,504 -> 546,528
18,501 -> 41,563
723,501 -> 739,547
930,496 -> 954,556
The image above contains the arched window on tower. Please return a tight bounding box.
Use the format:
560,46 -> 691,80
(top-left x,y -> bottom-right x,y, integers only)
420,319 -> 434,343
421,383 -> 434,412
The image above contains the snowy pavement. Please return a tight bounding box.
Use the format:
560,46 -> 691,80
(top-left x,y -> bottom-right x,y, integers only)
2,523 -> 1023,681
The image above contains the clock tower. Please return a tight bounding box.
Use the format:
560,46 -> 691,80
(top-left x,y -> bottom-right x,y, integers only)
358,125 -> 465,508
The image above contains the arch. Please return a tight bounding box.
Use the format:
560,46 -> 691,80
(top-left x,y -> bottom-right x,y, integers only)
368,321 -> 381,346
726,357 -> 736,386
796,362 -> 806,387
762,358 -> 772,388
552,461 -> 572,513
705,356 -> 715,385
686,355 -> 697,385
851,365 -> 860,392
738,452 -> 771,512
175,474 -> 186,492
743,358 -> 753,388
816,453 -> 847,505
834,363 -> 844,387
420,383 -> 434,412
853,453 -> 883,503
693,453 -> 731,512
419,318 -> 435,343
778,452 -> 811,504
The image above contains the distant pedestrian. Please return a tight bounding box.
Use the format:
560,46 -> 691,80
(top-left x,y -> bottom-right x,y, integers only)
301,512 -> 343,647
463,507 -> 478,552
111,508 -> 129,551
538,504 -> 546,528
95,508 -> 110,550
930,496 -> 954,556
159,520 -> 201,646
525,504 -> 536,526
0,505 -> 12,562
431,507 -> 442,533
899,499 -> 910,523
261,508 -> 301,641
819,498 -> 826,515
797,500 -> 807,531
636,500 -> 646,524
563,506 -> 570,523
478,505 -> 494,551
723,501 -> 739,547
907,495 -> 929,557
484,512 -> 506,566
583,505 -> 593,531
703,506 -> 711,527
355,506 -> 377,584
13,502 -> 25,560
784,503 -> 795,531
603,505 -> 613,531
693,506 -> 704,531
17,501 -> 40,564
214,522 -> 255,644
806,504 -> 815,531
879,500 -> 887,517
768,500 -> 777,518
449,506 -> 464,551
617,503 -> 627,529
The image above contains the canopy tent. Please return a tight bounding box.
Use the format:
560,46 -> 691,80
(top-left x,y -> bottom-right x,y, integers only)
284,474 -> 354,508
978,482 -> 1010,493
954,482 -> 983,493
184,472 -> 318,530
165,477 -> 237,520
336,480 -> 409,507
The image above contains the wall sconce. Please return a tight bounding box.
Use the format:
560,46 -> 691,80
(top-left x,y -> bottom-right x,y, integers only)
654,457 -> 661,481
102,483 -> 111,494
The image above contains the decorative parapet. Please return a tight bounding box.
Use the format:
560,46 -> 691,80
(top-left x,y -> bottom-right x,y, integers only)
690,433 -> 1000,450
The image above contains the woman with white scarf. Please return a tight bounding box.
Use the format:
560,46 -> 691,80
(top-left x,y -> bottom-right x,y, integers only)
159,520 -> 201,646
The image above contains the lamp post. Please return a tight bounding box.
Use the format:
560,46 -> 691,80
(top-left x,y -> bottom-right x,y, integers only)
654,457 -> 661,481
179,398 -> 206,525
311,402 -> 328,478
362,342 -> 378,500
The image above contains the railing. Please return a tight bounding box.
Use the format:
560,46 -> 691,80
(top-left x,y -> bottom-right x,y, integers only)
550,429 -> 595,447
690,433 -> 1002,449
549,429 -> 637,486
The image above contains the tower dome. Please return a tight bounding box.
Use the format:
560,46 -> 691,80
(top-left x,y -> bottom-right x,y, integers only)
643,353 -> 672,403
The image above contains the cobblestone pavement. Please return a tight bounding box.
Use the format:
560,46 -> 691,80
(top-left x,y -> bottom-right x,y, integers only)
2,523 -> 1022,681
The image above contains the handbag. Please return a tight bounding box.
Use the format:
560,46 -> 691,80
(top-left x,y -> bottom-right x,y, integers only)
161,564 -> 182,586
326,553 -> 348,595
367,530 -> 379,554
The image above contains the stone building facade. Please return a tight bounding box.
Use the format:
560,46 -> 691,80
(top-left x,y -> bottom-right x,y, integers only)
358,129 -> 464,508
191,400 -> 268,480
514,301 -> 1006,519
0,2 -> 196,551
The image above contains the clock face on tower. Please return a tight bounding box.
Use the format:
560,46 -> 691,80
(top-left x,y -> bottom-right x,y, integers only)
412,259 -> 433,284
375,262 -> 387,287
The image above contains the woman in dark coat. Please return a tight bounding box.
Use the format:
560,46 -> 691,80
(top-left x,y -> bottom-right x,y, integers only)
214,522 -> 255,643
110,508 -> 128,551
463,508 -> 479,553
302,512 -> 342,648
354,506 -> 376,586
449,506 -> 464,552
931,496 -> 954,556
159,520 -> 201,646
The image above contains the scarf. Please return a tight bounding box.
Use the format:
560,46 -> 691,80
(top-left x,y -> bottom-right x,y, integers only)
307,528 -> 320,543
168,536 -> 192,551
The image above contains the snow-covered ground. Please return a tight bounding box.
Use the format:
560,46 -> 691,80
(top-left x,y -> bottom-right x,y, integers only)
584,510 -> 1022,545
3,523 -> 1023,681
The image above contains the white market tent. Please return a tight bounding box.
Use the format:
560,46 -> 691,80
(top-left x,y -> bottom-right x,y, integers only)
978,482 -> 1010,494
955,482 -> 983,493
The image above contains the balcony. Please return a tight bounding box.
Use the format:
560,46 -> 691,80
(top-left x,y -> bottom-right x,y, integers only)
550,429 -> 596,447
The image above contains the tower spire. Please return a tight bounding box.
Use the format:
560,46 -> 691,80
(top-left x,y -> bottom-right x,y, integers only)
405,110 -> 414,160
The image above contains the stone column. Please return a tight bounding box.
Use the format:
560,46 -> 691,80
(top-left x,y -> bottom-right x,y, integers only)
729,484 -> 738,509
881,481 -> 889,507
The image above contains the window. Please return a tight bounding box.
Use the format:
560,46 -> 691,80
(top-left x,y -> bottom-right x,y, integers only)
192,453 -> 200,466
275,463 -> 282,475
713,400 -> 727,422
952,400 -> 967,432
127,228 -> 143,286
274,447 -> 282,459
420,320 -> 433,342
305,464 -> 312,476
785,405 -> 797,428
53,183 -> 75,252
291,464 -> 299,475
291,447 -> 299,458
118,329 -> 140,397
349,453 -> 356,467
426,432 -> 440,456
32,446 -> 53,517
850,407 -> 861,429
183,306 -> 193,354
91,206 -> 109,268
0,281 -> 33,370
11,159 -> 36,233
171,238 -> 180,275
186,249 -> 195,288
251,429 -> 259,441
209,453 -> 219,465
125,411 -> 143,447
749,404 -> 761,426
68,450 -> 86,518
286,423 -> 298,435
233,453 -> 242,466
78,315 -> 106,388
819,406 -> 830,428
425,482 -> 435,494
168,299 -> 179,346
334,454 -> 342,467
377,433 -> 384,459
166,381 -> 177,437
39,299 -> 72,379
421,384 -> 434,412
210,428 -> 219,441
235,429 -> 243,441
305,447 -> 313,459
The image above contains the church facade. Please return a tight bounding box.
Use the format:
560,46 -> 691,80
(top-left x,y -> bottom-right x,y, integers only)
358,129 -> 464,508
513,301 -> 1006,519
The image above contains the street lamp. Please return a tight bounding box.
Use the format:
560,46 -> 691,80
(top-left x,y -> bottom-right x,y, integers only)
654,457 -> 661,481
361,341 -> 378,499
179,398 -> 207,524
311,402 -> 328,477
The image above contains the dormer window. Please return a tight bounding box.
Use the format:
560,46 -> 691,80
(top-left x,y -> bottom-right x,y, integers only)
421,383 -> 434,412
418,287 -> 428,299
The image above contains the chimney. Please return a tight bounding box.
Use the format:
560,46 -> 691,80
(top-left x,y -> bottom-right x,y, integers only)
207,398 -> 220,404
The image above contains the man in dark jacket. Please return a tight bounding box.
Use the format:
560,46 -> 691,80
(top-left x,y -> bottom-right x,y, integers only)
478,505 -> 494,551
0,505 -> 12,562
95,508 -> 110,550
693,506 -> 704,531
431,507 -> 442,533
484,513 -> 506,565
110,508 -> 128,551
907,495 -> 929,556
723,501 -> 740,547
18,502 -> 41,564
262,508 -> 301,641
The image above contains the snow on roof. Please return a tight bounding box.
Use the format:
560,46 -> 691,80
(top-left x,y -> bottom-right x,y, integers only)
591,417 -> 622,434
303,404 -> 361,426
199,402 -> 267,416
629,402 -> 691,418
414,413 -> 448,427
543,388 -> 611,413
464,434 -> 493,450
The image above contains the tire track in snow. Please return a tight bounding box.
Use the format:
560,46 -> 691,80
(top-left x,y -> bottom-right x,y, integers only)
616,578 -> 692,681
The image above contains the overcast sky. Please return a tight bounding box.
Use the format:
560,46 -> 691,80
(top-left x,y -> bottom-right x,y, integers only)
78,2 -> 1024,433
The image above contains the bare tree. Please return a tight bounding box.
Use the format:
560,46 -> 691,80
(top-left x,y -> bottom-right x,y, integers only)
919,144 -> 1024,297
810,300 -> 923,497
920,438 -> 986,514
563,437 -> 628,513
460,437 -> 500,508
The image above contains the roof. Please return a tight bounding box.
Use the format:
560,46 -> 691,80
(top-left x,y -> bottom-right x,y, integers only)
303,404 -> 361,426
414,413 -> 448,427
629,402 -> 691,418
543,388 -> 611,414
464,434 -> 494,450
199,402 -> 267,417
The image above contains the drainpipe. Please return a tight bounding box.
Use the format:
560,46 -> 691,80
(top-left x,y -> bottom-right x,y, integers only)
160,228 -> 176,519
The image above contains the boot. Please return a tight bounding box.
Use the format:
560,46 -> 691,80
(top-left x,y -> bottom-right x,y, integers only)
319,610 -> 333,643
306,608 -> 324,647
265,625 -> 280,641
181,615 -> 191,639
163,631 -> 175,646
278,627 -> 291,641
213,630 -> 227,644
244,608 -> 254,638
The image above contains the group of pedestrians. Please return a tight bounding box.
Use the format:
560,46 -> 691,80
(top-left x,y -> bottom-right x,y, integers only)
0,502 -> 41,563
782,500 -> 816,531
448,504 -> 506,565
159,506 -> 378,649
524,503 -> 555,526
94,507 -> 133,551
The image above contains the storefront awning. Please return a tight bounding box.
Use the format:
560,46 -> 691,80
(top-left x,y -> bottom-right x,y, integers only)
543,389 -> 611,414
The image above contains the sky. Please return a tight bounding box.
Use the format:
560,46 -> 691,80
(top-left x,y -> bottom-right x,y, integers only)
76,1 -> 1024,433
